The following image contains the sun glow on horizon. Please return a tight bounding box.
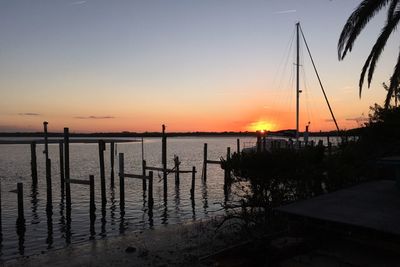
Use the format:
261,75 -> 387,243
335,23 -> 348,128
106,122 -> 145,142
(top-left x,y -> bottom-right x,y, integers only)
247,120 -> 277,132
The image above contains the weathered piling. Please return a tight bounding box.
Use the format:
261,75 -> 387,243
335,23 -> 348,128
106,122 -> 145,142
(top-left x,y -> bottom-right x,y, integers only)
148,171 -> 154,207
203,143 -> 208,181
161,125 -> 167,196
59,140 -> 64,191
190,166 -> 196,200
89,175 -> 96,223
43,121 -> 50,183
98,140 -> 106,207
318,140 -> 323,147
17,183 -> 25,225
174,156 -> 180,185
119,153 -> 125,210
64,128 -> 71,210
237,139 -> 240,154
142,160 -> 147,193
262,136 -> 267,152
30,142 -> 38,185
224,147 -> 231,191
256,133 -> 261,153
110,141 -> 115,188
46,158 -> 52,208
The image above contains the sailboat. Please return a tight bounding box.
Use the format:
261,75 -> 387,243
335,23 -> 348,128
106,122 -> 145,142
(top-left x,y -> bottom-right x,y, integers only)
243,22 -> 340,153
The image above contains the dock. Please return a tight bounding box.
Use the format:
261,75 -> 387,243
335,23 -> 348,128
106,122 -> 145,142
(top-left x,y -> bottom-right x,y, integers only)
276,180 -> 400,236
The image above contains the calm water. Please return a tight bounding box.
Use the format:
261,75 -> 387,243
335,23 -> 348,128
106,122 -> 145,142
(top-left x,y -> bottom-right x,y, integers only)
0,136 -> 254,261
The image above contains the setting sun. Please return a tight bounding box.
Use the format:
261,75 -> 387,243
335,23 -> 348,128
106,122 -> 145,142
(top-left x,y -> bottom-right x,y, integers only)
247,120 -> 276,132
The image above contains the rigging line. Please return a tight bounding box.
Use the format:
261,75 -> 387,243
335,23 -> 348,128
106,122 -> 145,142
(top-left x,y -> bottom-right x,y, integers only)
299,25 -> 341,133
274,28 -> 296,90
301,64 -> 312,126
299,43 -> 315,128
270,28 -> 296,123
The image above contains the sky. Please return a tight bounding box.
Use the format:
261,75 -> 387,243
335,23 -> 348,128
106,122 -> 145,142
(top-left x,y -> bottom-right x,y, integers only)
0,0 -> 399,133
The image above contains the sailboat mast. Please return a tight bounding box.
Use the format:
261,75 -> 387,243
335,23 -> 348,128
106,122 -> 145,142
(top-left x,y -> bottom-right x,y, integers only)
296,22 -> 300,142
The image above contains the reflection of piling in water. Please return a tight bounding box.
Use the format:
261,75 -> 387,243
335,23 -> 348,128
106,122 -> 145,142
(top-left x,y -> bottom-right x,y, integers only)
190,166 -> 196,200
46,158 -> 52,211
119,153 -> 125,211
59,140 -> 64,194
110,141 -> 115,188
174,156 -> 180,185
148,171 -> 154,208
98,140 -> 106,207
89,175 -> 96,225
142,160 -> 147,193
224,147 -> 231,192
17,183 -> 25,226
46,203 -> 53,249
203,143 -> 208,181
16,182 -> 26,254
30,142 -> 38,185
64,128 -> 71,217
162,125 -> 167,199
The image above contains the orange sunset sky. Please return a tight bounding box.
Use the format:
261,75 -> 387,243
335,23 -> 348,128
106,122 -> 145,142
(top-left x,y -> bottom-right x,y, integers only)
1,1 -> 398,133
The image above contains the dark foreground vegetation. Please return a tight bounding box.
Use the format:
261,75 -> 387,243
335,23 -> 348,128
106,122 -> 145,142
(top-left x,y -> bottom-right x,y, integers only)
215,105 -> 400,265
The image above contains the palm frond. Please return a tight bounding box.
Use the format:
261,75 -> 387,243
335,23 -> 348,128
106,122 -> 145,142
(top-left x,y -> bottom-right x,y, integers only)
385,50 -> 400,108
358,8 -> 400,96
338,0 -> 390,60
387,0 -> 400,19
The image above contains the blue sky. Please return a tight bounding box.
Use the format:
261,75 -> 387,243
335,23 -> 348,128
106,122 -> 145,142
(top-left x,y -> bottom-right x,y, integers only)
0,0 -> 398,132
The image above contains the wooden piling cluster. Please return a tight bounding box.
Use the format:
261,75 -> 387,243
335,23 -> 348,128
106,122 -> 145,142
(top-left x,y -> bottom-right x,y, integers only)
5,123 -> 240,241
202,143 -> 233,193
118,153 -> 154,209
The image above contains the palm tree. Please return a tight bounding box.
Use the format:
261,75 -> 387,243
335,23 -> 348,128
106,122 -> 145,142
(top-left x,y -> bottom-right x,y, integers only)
338,0 -> 400,108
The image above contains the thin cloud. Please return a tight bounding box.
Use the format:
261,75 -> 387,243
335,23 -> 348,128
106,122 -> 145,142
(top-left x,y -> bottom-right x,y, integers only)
18,113 -> 40,116
70,1 -> 87,5
274,9 -> 297,14
346,117 -> 368,122
74,116 -> 115,120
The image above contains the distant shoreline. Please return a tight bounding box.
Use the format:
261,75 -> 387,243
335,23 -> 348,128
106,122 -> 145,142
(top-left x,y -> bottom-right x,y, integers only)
0,129 -> 350,138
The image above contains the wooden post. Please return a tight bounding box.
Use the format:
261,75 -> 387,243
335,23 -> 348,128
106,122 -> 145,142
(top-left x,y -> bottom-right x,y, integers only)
89,175 -> 95,223
30,142 -> 38,185
225,147 -> 231,184
161,125 -> 167,196
142,160 -> 147,193
175,156 -> 180,186
110,141 -> 115,188
64,128 -> 71,210
262,136 -> 266,152
203,143 -> 208,181
237,139 -> 240,154
43,121 -> 50,183
256,132 -> 261,153
190,166 -> 196,200
59,140 -> 64,191
148,171 -> 154,207
98,140 -> 106,207
119,153 -> 125,210
17,183 -> 25,225
46,158 -> 52,208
